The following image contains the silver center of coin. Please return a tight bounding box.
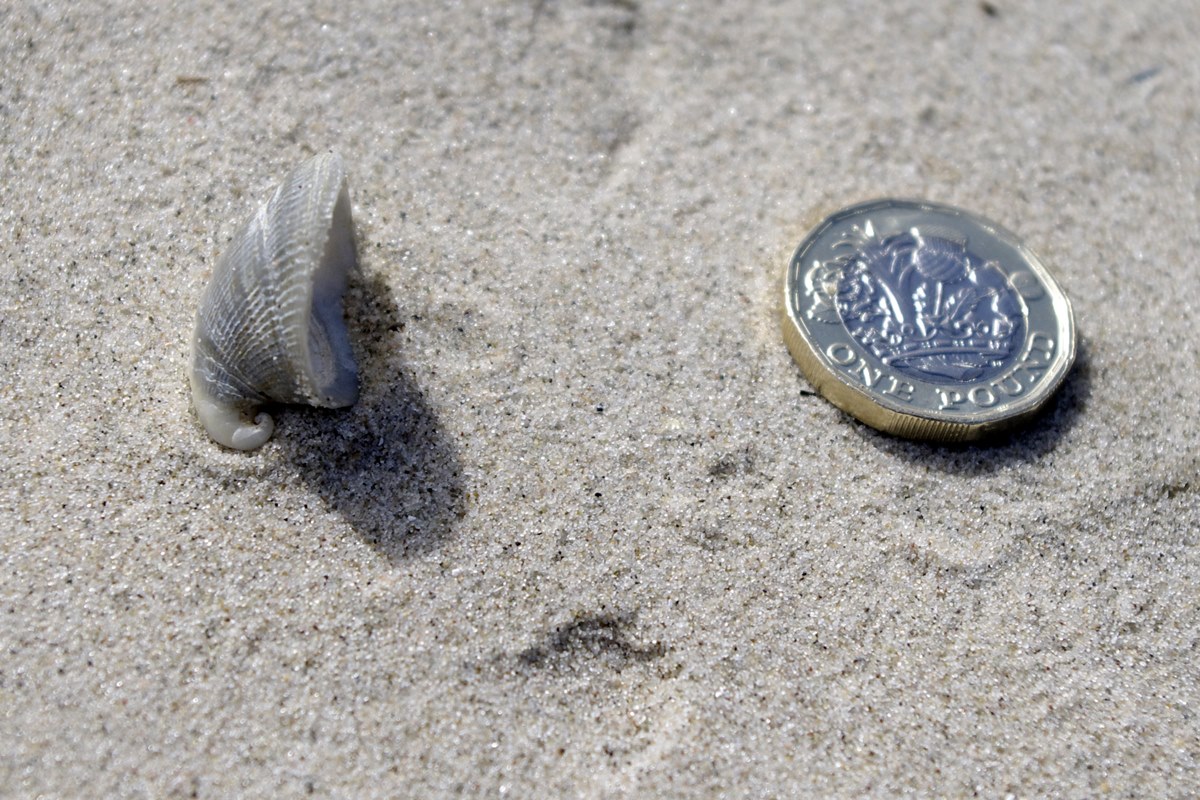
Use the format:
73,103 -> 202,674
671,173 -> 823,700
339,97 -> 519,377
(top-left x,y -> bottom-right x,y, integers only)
813,221 -> 1027,383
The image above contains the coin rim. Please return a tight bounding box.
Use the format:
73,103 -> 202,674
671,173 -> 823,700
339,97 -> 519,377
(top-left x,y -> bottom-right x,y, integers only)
781,198 -> 1077,442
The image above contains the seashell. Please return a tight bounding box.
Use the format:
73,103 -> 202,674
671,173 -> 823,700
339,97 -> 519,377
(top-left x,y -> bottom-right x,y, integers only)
190,152 -> 359,450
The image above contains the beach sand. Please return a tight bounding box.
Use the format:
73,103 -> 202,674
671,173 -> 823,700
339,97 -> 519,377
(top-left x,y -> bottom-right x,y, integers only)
1,1 -> 1198,796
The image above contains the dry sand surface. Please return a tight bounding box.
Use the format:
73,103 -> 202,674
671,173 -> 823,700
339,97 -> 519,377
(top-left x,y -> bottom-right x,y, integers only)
2,1 -> 1198,797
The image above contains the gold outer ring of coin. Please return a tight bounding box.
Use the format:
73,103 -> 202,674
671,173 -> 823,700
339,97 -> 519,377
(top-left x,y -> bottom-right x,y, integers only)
781,198 -> 1076,442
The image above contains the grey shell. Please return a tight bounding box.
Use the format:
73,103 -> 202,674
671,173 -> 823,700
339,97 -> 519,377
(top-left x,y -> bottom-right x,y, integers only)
190,152 -> 359,450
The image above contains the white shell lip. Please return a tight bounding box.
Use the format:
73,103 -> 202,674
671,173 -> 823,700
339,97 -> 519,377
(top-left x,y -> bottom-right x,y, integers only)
190,151 -> 360,451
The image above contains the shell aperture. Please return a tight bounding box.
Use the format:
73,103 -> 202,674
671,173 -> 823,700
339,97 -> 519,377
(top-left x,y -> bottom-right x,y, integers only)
190,152 -> 359,450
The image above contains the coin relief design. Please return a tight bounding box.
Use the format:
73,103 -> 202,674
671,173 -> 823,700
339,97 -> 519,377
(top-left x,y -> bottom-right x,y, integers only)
782,199 -> 1075,441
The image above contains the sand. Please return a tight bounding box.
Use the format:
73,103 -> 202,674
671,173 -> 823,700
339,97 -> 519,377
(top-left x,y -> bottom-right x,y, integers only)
1,1 -> 1198,796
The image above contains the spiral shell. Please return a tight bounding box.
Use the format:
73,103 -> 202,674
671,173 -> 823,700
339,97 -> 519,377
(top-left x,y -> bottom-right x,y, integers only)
190,152 -> 359,450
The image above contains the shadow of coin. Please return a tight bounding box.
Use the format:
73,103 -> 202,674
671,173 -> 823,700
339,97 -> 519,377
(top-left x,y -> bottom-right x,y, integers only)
855,337 -> 1093,476
282,271 -> 466,561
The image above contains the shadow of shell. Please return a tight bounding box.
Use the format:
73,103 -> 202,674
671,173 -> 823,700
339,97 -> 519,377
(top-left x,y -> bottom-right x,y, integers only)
282,272 -> 466,561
